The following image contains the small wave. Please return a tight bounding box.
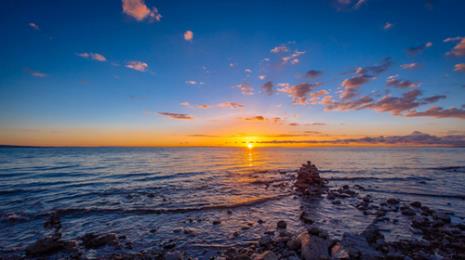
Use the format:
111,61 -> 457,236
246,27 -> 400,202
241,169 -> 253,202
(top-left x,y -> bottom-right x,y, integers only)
328,176 -> 432,182
5,164 -> 80,172
426,166 -> 465,172
363,188 -> 465,200
36,194 -> 290,219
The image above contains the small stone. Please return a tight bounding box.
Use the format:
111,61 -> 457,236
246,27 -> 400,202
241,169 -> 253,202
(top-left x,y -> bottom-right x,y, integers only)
386,198 -> 400,205
213,220 -> 221,225
257,219 -> 265,224
81,233 -> 118,249
332,200 -> 341,205
410,201 -> 422,208
165,250 -> 184,260
277,220 -> 287,229
254,250 -> 278,260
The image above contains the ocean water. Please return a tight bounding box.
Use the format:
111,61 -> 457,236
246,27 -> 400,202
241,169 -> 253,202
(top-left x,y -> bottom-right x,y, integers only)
0,147 -> 464,257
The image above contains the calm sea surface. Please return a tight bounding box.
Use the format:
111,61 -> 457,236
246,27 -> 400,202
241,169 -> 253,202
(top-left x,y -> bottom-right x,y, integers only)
0,147 -> 464,257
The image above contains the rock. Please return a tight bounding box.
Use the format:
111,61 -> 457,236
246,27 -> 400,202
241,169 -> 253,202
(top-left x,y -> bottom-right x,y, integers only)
81,233 -> 118,249
183,228 -> 197,235
43,212 -> 61,230
165,250 -> 184,260
257,219 -> 265,224
276,220 -> 287,230
253,250 -> 278,260
332,200 -> 341,205
308,227 -> 321,236
362,224 -> 384,245
386,198 -> 400,205
25,237 -> 65,257
410,201 -> 422,208
300,232 -> 332,260
294,161 -> 326,194
259,235 -> 273,247
400,205 -> 416,216
330,241 -> 349,259
299,212 -> 314,224
341,233 -> 382,259
287,234 -> 302,250
213,219 -> 221,225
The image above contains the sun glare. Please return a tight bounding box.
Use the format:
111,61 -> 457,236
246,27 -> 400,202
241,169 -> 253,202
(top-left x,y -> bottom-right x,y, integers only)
247,143 -> 254,149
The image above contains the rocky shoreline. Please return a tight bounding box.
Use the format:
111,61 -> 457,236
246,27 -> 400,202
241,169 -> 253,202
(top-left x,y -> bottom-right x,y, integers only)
4,161 -> 465,259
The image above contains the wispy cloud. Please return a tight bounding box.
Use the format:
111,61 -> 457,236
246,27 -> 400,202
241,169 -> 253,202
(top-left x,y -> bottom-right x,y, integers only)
282,50 -> 305,65
256,131 -> 465,147
235,83 -> 254,96
407,42 -> 432,55
122,0 -> 161,22
406,106 -> 465,119
126,61 -> 148,72
278,82 -> 322,104
400,63 -> 419,70
335,0 -> 367,11
455,63 -> 465,72
242,116 -> 282,123
184,30 -> 193,41
444,37 -> 465,57
28,22 -> 40,30
306,70 -> 322,78
340,75 -> 372,99
383,22 -> 393,30
262,81 -> 274,96
77,52 -> 107,62
386,75 -> 418,89
270,44 -> 289,53
185,80 -> 204,85
158,112 -> 192,120
27,69 -> 47,78
217,102 -> 244,109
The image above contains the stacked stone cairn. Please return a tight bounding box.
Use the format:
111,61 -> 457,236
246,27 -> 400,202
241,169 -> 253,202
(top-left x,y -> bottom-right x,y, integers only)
294,161 -> 327,195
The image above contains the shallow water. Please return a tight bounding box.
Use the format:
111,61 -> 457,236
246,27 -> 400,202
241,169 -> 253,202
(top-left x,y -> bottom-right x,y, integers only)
0,147 -> 464,257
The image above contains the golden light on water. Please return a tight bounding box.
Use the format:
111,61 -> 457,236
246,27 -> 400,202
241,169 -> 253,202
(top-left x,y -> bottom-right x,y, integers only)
247,143 -> 254,149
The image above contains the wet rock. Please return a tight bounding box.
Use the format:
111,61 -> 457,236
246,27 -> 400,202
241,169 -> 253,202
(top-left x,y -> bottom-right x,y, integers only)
257,219 -> 265,224
286,235 -> 301,251
299,212 -> 314,224
43,212 -> 61,230
25,237 -> 65,257
183,227 -> 197,235
386,198 -> 400,205
259,235 -> 273,247
410,201 -> 422,208
253,250 -> 278,260
165,250 -> 184,260
400,205 -> 416,216
81,233 -> 118,249
341,233 -> 382,259
308,227 -> 321,236
299,232 -> 332,259
276,220 -> 287,230
332,200 -> 341,205
213,219 -> 221,225
330,241 -> 349,259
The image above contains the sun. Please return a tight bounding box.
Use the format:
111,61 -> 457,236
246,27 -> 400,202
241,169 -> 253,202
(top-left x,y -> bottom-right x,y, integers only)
247,143 -> 254,149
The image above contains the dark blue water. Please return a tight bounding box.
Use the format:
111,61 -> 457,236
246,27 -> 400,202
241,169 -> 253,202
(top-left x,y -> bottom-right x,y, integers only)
1,147 -> 464,257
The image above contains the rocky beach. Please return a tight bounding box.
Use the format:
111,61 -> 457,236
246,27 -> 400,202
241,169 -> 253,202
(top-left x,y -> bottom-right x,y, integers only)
3,159 -> 465,259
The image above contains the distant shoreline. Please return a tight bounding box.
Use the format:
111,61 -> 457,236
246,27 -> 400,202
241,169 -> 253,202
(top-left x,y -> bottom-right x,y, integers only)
1,144 -> 464,149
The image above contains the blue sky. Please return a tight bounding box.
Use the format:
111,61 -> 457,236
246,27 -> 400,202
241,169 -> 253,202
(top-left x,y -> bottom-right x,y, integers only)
0,0 -> 465,146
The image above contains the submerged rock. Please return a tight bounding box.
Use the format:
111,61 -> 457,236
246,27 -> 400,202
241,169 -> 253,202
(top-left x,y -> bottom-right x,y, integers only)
25,237 -> 65,257
81,233 -> 118,249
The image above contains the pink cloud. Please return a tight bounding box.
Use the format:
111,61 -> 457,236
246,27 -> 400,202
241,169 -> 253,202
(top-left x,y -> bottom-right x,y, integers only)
217,102 -> 244,109
235,83 -> 254,96
444,37 -> 465,57
262,81 -> 274,96
158,112 -> 192,120
407,42 -> 432,55
270,44 -> 289,53
122,0 -> 161,22
386,75 -> 418,89
184,30 -> 193,41
278,82 -> 322,104
454,63 -> 465,72
407,106 -> 465,119
340,75 -> 372,100
126,61 -> 148,72
78,52 -> 107,62
383,22 -> 393,30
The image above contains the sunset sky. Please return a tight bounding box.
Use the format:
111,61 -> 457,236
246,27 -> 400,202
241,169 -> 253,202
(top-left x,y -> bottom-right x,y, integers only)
1,0 -> 465,147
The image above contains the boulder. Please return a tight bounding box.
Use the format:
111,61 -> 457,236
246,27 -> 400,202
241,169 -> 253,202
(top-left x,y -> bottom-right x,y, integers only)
300,232 -> 332,260
253,250 -> 278,260
25,237 -> 65,257
81,233 -> 118,249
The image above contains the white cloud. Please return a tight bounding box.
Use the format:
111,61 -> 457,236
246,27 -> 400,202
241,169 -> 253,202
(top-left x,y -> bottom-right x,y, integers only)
28,22 -> 40,30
